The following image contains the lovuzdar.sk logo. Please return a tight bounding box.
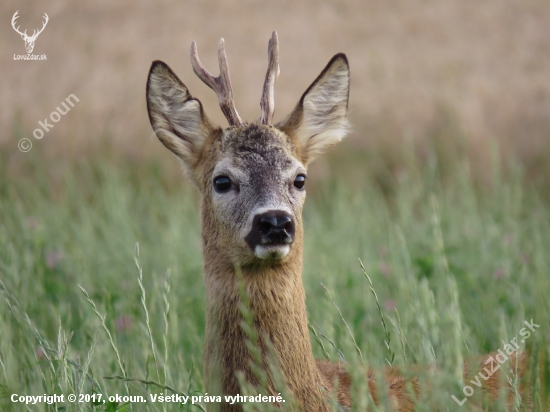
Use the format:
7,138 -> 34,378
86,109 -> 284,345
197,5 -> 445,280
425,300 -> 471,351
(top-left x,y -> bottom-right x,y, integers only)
11,11 -> 48,60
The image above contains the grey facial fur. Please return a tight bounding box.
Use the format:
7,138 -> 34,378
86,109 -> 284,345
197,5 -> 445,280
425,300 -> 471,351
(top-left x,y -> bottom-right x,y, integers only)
210,125 -> 306,261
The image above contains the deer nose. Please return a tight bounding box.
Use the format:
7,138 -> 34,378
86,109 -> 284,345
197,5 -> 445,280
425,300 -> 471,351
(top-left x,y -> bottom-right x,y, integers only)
259,214 -> 293,237
246,211 -> 295,249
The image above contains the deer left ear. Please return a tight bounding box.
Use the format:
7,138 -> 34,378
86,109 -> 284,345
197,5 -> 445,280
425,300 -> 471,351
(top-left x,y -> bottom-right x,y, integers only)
146,60 -> 215,174
277,53 -> 350,165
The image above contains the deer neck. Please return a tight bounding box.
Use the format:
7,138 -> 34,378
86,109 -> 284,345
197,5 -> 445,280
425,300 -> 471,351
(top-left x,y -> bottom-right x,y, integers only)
202,234 -> 330,411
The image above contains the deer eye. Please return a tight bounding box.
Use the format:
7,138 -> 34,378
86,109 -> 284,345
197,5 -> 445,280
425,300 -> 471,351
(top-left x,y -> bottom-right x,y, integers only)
213,176 -> 232,193
293,174 -> 306,189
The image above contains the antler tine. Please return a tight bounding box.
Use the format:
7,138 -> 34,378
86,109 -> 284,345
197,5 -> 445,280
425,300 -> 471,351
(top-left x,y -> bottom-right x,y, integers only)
11,11 -> 26,36
190,39 -> 243,126
36,13 -> 49,36
190,41 -> 215,87
12,11 -> 19,27
260,31 -> 280,125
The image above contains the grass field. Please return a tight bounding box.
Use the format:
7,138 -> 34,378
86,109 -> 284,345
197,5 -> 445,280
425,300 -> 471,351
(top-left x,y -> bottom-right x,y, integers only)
1,142 -> 549,411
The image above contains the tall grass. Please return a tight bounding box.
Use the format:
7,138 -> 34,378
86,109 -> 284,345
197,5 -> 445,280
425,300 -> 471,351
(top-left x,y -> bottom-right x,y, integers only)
0,146 -> 548,410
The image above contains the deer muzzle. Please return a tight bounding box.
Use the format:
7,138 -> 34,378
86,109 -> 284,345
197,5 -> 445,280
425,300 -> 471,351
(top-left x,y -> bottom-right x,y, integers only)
245,210 -> 295,259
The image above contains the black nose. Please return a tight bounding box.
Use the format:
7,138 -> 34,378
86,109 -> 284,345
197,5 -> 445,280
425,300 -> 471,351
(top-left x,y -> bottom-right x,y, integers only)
245,211 -> 295,248
259,215 -> 293,237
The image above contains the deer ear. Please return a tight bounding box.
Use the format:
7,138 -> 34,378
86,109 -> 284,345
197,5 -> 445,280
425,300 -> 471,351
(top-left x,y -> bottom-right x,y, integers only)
146,60 -> 215,170
277,54 -> 350,165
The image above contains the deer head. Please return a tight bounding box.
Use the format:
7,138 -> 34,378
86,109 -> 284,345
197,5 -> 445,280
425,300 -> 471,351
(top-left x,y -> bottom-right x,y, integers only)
12,11 -> 49,54
146,32 -> 350,268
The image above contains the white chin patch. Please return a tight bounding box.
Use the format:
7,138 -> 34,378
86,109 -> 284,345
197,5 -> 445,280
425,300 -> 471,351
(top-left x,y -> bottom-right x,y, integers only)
254,245 -> 290,260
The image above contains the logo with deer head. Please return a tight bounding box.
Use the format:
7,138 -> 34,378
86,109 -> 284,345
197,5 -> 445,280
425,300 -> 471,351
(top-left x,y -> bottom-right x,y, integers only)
11,11 -> 49,54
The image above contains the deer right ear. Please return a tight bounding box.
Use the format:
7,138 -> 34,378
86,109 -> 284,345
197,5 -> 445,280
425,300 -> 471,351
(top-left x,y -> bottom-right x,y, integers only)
277,54 -> 350,165
146,61 -> 215,169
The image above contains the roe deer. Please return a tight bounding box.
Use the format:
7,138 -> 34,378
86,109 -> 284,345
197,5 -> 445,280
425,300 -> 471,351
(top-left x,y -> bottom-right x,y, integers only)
146,32 -> 537,411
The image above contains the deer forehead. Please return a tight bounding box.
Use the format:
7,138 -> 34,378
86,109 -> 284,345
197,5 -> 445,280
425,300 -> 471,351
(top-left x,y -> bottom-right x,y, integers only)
210,125 -> 304,183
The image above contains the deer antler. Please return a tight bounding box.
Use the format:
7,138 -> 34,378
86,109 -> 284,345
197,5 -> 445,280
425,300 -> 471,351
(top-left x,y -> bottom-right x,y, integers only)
29,13 -> 49,41
260,32 -> 280,125
191,38 -> 243,127
11,11 -> 27,37
12,11 -> 48,41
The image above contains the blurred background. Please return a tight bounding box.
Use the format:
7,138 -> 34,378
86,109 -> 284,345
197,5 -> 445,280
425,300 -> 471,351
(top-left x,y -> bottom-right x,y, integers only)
2,0 -> 550,187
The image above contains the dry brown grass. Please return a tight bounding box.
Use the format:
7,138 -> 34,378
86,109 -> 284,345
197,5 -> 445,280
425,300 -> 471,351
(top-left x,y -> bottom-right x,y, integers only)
2,0 -> 550,180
